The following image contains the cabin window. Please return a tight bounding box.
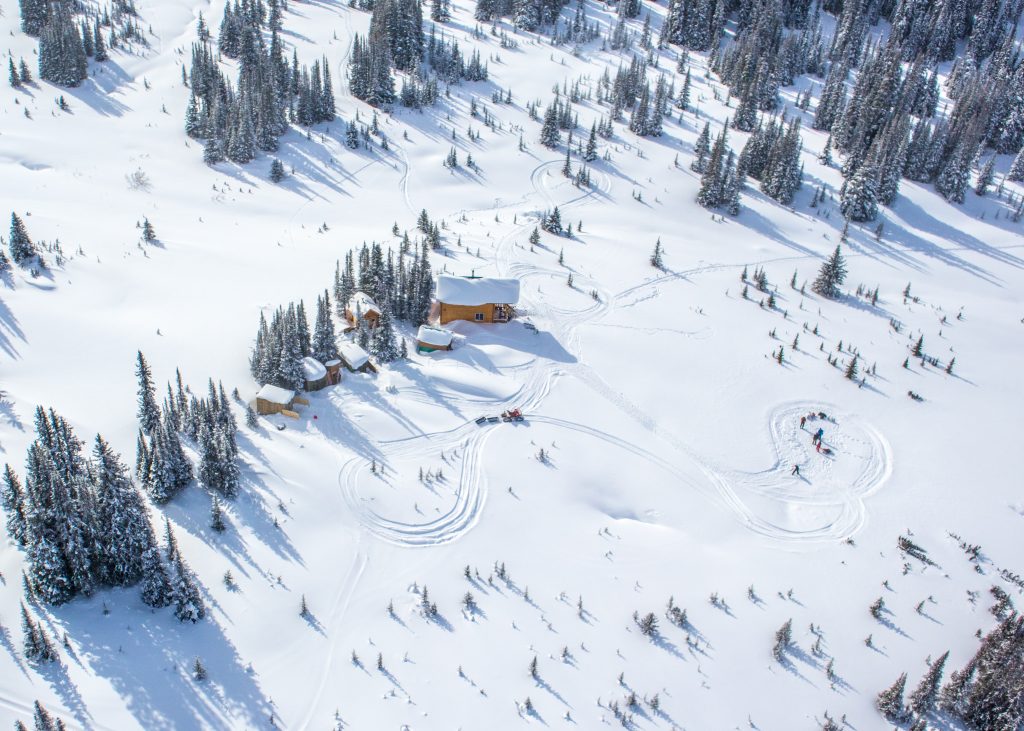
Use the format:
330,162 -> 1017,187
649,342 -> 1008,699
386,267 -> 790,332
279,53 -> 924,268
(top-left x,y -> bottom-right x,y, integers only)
475,313 -> 485,321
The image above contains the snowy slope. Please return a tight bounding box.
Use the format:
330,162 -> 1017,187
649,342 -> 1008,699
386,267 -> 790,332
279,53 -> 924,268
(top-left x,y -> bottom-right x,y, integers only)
2,0 -> 1024,729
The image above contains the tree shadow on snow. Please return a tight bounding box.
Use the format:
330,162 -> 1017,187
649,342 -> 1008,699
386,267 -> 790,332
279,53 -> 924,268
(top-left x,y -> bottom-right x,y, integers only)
52,590 -> 270,730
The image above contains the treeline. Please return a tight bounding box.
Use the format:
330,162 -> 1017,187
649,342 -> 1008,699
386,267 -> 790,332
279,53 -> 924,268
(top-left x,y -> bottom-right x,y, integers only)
18,0 -> 140,87
135,352 -> 240,502
348,0 -> 489,109
185,0 -> 336,164
250,293 -> 339,389
474,0 -> 568,31
335,238 -> 437,327
686,0 -> 1024,219
2,409 -> 204,622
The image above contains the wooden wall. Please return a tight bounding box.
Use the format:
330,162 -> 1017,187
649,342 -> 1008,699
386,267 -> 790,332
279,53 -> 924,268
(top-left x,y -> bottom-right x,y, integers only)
256,397 -> 292,415
439,303 -> 493,324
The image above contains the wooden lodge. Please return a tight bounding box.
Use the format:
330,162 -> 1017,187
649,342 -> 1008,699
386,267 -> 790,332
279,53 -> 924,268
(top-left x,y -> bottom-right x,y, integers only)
435,275 -> 520,325
255,384 -> 297,416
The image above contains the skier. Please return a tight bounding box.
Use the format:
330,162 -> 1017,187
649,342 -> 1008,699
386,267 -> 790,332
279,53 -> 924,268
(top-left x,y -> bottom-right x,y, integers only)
791,464 -> 800,476
800,416 -> 806,429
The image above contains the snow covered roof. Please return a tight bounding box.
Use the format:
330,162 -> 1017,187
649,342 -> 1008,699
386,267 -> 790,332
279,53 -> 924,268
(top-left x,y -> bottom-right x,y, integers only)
324,359 -> 342,368
347,291 -> 380,316
338,340 -> 370,370
417,326 -> 454,347
256,384 -> 295,405
436,275 -> 520,306
302,357 -> 327,381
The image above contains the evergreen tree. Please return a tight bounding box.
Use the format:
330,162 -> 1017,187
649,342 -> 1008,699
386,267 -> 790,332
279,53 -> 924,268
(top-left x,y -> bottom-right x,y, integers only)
171,554 -> 206,623
1007,147 -> 1024,182
909,651 -> 949,715
92,436 -> 156,587
311,291 -> 339,363
93,22 -> 108,62
210,495 -> 226,532
584,122 -> 598,162
9,213 -> 37,265
38,6 -> 88,87
371,307 -> 400,363
19,0 -> 49,36
269,159 -> 286,183
691,122 -> 711,173
540,103 -> 561,148
9,58 -> 22,88
876,673 -> 910,723
974,157 -> 995,197
139,545 -> 173,607
650,239 -> 664,269
812,245 -> 848,299
844,355 -> 859,380
840,165 -> 879,222
3,464 -> 29,546
141,218 -> 156,243
136,351 -> 161,435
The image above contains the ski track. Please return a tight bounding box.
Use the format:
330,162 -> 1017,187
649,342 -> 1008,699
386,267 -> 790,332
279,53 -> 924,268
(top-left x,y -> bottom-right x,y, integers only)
298,545 -> 367,729
339,154 -> 892,547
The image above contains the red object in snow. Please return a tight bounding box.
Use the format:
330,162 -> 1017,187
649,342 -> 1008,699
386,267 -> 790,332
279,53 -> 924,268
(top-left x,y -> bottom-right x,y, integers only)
314,415 -> 318,420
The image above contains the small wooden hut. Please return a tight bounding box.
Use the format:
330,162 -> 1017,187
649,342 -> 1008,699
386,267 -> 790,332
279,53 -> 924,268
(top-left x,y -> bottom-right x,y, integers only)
302,357 -> 328,392
255,384 -> 296,416
345,292 -> 381,329
416,325 -> 454,353
324,358 -> 343,385
435,275 -> 520,325
338,340 -> 376,373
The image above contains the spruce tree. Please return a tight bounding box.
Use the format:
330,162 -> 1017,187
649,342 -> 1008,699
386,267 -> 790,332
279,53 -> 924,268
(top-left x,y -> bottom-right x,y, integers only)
38,6 -> 88,87
93,435 -> 156,586
909,651 -> 949,715
812,245 -> 848,299
2,464 -> 29,546
876,673 -> 910,723
9,212 -> 37,265
139,545 -> 173,607
269,158 -> 285,182
974,157 -> 995,197
172,554 -> 206,623
840,165 -> 879,222
136,352 -> 161,434
650,239 -> 664,269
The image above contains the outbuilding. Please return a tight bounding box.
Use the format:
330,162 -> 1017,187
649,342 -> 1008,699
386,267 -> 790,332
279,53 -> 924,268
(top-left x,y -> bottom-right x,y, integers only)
436,275 -> 520,325
338,340 -> 376,373
302,357 -> 328,392
416,325 -> 454,353
345,291 -> 381,329
255,384 -> 296,416
324,358 -> 343,385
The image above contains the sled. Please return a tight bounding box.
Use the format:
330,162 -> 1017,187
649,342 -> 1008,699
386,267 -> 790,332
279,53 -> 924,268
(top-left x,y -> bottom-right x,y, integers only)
475,416 -> 488,426
487,416 -> 500,423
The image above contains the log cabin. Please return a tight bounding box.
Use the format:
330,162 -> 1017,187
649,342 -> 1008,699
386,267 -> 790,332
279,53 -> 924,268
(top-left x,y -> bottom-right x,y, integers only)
435,275 -> 520,325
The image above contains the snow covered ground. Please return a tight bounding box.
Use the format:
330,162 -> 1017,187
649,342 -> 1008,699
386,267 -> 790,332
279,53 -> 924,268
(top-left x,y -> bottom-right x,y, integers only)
2,0 -> 1023,728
